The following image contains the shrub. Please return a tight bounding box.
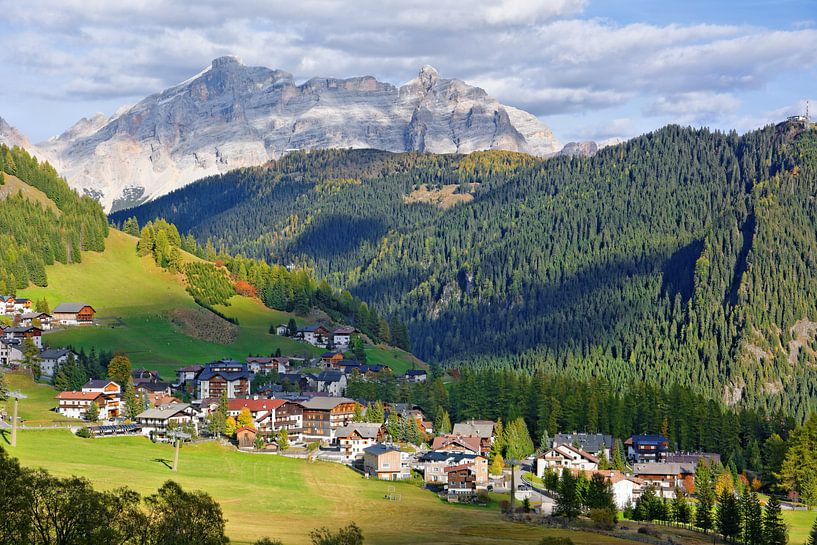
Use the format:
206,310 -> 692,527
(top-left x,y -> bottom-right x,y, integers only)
588,508 -> 617,530
75,427 -> 92,438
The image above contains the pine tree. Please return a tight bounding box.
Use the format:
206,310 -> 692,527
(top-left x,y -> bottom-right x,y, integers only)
740,488 -> 763,545
434,407 -> 451,434
717,490 -> 741,542
489,450 -> 504,476
555,468 -> 581,519
353,404 -> 364,422
806,516 -> 817,545
85,401 -> 99,422
585,473 -> 615,512
123,381 -> 140,420
762,496 -> 787,545
276,429 -> 289,451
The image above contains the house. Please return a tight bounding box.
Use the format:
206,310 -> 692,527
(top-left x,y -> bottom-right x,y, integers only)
452,419 -> 495,455
275,324 -> 289,336
196,360 -> 251,400
246,356 -> 289,374
236,426 -> 258,449
537,444 -> 599,475
175,364 -> 203,387
431,434 -> 482,456
446,463 -> 482,494
334,422 -> 385,459
38,348 -> 76,379
576,470 -> 644,509
18,312 -> 52,330
401,369 -> 428,383
147,393 -> 182,407
418,451 -> 488,485
363,444 -> 408,480
55,391 -> 108,419
135,403 -> 197,438
0,296 -> 16,315
3,326 -> 43,348
553,433 -> 613,459
665,452 -> 721,465
52,303 -> 96,325
298,324 -> 331,346
12,298 -> 32,313
275,400 -> 305,443
316,371 -> 347,396
55,380 -> 121,419
633,462 -> 696,498
626,435 -> 670,463
320,352 -> 345,368
300,397 -> 359,443
228,398 -> 287,438
134,379 -> 173,398
331,326 -> 357,347
0,339 -> 23,367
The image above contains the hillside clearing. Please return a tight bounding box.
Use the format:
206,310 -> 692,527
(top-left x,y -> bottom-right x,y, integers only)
0,172 -> 60,213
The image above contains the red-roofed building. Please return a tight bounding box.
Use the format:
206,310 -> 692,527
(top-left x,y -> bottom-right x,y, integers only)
431,434 -> 482,456
55,391 -> 108,420
228,398 -> 287,438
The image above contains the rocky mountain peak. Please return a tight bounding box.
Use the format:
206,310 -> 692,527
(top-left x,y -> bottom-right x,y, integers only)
418,65 -> 440,89
211,55 -> 243,70
1,60 -> 562,211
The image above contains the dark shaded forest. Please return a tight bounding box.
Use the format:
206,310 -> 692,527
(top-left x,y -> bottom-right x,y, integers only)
113,123 -> 817,419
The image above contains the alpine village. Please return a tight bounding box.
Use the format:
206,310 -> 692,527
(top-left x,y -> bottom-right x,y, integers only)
2,4 -> 817,545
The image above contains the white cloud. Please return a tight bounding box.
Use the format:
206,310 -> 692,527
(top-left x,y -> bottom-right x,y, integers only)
648,92 -> 742,123
0,0 -> 814,141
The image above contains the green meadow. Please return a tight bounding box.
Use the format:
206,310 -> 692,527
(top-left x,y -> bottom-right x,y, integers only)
4,428 -> 637,545
19,230 -> 417,379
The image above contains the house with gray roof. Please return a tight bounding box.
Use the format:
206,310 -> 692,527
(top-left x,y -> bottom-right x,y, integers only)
553,432 -> 614,459
135,403 -> 197,438
52,303 -> 96,325
38,348 -> 76,379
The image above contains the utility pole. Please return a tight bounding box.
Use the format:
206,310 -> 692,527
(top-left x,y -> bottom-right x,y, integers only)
172,436 -> 180,472
10,397 -> 18,447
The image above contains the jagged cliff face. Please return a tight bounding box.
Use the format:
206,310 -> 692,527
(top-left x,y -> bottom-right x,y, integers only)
2,57 -> 561,211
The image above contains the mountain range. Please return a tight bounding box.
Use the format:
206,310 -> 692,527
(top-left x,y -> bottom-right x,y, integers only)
1,56 -> 569,211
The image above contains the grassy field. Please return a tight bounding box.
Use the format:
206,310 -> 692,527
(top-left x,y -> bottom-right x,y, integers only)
0,372 -> 77,426
4,429 -> 638,545
783,509 -> 817,545
19,230 -> 416,378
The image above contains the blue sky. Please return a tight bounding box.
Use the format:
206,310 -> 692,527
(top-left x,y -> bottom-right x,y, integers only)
0,0 -> 814,145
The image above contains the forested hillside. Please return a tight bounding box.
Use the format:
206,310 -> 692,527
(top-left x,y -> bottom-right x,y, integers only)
0,145 -> 108,291
113,123 -> 817,419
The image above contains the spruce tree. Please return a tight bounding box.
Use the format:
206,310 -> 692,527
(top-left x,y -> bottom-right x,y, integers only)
762,496 -> 787,545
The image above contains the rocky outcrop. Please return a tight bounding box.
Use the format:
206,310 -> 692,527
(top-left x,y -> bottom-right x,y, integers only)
0,117 -> 31,150
0,58 -> 561,211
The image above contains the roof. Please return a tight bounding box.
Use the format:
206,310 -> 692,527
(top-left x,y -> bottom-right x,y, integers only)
228,398 -> 287,412
321,351 -> 342,358
136,403 -> 192,420
553,433 -> 613,453
235,426 -> 257,434
246,356 -> 278,364
317,371 -> 345,383
540,443 -> 599,463
83,379 -> 118,389
335,423 -> 383,439
134,380 -> 172,392
177,364 -> 204,373
333,326 -> 357,335
444,462 -> 476,473
452,420 -> 495,439
405,369 -> 427,376
4,326 -> 42,334
53,302 -> 95,313
56,391 -> 101,400
299,397 -> 356,411
301,324 -> 330,333
629,434 -> 669,446
432,435 -> 482,454
574,469 -> 644,485
39,348 -> 73,360
198,360 -> 251,382
363,444 -> 400,456
20,312 -> 51,320
420,451 -> 480,463
633,462 -> 696,476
